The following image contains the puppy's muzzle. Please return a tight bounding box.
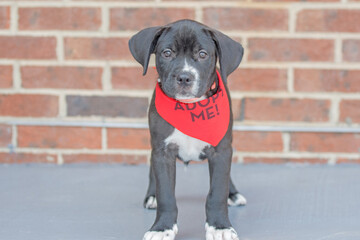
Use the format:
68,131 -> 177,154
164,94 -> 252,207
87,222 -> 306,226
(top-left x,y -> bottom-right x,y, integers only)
176,72 -> 194,86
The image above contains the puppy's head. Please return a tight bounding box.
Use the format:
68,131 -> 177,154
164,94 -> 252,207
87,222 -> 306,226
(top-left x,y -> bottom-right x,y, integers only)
129,19 -> 243,100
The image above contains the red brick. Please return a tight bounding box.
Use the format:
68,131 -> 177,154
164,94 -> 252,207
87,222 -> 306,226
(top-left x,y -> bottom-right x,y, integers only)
232,99 -> 242,122
228,68 -> 287,91
18,126 -> 102,149
21,66 -> 102,89
243,157 -> 328,164
0,6 -> 10,29
64,37 -> 131,60
63,154 -> 147,164
0,124 -> 12,147
239,98 -> 330,122
111,67 -> 158,90
19,7 -> 101,30
340,100 -> 360,123
107,128 -> 150,150
110,8 -> 195,31
0,36 -> 56,59
0,65 -> 12,88
66,96 -> 148,118
248,38 -> 334,62
297,10 -> 360,33
0,94 -> 58,117
233,131 -> 283,152
294,69 -> 360,93
337,158 -> 360,164
0,153 -> 57,164
343,40 -> 360,62
203,8 -> 288,31
290,133 -> 360,153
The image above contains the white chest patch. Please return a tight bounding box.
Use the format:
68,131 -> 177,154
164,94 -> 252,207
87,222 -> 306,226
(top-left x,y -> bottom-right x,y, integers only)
165,128 -> 210,162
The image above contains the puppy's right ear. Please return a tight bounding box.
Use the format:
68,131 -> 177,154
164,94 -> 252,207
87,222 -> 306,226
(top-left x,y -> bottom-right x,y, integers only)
128,26 -> 166,76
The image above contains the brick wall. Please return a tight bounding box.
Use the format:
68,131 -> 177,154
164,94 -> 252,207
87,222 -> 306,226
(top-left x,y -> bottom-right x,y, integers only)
0,0 -> 360,165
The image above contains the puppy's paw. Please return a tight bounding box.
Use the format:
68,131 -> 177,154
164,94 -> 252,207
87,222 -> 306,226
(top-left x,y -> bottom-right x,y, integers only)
144,196 -> 157,209
143,224 -> 178,240
205,223 -> 239,240
228,193 -> 247,206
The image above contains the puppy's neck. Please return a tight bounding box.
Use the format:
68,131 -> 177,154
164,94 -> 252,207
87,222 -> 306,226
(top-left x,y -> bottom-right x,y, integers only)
205,71 -> 219,99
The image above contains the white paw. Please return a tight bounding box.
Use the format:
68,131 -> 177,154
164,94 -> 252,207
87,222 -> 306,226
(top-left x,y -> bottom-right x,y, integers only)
205,223 -> 239,240
145,196 -> 157,209
143,224 -> 178,240
228,193 -> 247,206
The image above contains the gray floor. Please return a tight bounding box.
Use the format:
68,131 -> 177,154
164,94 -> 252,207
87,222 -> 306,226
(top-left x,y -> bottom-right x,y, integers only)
1,163 -> 360,240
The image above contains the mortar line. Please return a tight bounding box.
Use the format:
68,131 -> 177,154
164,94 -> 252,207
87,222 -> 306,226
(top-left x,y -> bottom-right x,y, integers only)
2,31 -> 360,40
11,125 -> 17,149
101,5 -> 109,35
4,30 -> 360,38
0,148 -> 151,155
3,60 -> 360,69
328,156 -> 337,165
0,2 -> 289,8
13,62 -> 21,89
10,2 -> 18,33
195,6 -> 203,22
0,89 -> 153,97
234,152 -> 244,164
242,37 -> 248,64
287,67 -> 294,93
58,94 -> 67,118
3,120 -> 360,132
289,7 -> 297,33
57,153 -> 64,165
102,63 -> 112,91
1,88 -> 360,99
3,1 -> 360,8
2,116 -> 358,126
56,34 -> 64,62
330,97 -> 340,124
237,152 -> 360,158
335,37 -> 342,63
146,154 -> 151,165
282,132 -> 290,153
102,127 -> 108,151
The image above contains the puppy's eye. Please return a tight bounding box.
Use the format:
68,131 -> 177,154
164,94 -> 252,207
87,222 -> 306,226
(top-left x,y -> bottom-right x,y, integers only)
162,49 -> 172,58
199,50 -> 208,59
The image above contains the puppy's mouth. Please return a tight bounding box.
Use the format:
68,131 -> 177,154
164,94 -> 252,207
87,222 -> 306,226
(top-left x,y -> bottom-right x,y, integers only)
175,94 -> 207,103
159,74 -> 218,103
174,81 -> 217,103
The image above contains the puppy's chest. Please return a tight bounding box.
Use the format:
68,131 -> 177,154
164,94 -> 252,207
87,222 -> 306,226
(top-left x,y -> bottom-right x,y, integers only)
165,128 -> 210,162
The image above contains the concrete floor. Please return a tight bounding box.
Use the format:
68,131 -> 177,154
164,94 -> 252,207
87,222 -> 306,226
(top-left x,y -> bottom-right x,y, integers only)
1,163 -> 360,240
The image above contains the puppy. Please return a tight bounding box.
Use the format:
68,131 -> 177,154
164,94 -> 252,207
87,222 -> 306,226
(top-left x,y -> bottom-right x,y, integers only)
129,19 -> 246,240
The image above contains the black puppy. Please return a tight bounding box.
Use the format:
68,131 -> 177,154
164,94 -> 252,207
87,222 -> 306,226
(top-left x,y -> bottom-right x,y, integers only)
129,19 -> 246,240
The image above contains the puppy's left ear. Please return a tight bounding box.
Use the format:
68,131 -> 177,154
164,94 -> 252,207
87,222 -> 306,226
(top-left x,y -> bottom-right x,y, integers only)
128,26 -> 166,75
208,29 -> 244,83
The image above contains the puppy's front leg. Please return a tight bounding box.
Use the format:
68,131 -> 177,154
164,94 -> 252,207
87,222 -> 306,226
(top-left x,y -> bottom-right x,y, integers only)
143,149 -> 178,240
205,147 -> 239,240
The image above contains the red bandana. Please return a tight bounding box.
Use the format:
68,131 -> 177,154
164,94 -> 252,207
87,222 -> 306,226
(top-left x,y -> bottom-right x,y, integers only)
155,71 -> 230,147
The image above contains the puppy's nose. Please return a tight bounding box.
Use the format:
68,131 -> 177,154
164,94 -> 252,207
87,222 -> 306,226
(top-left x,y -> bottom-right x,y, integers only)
177,73 -> 193,85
